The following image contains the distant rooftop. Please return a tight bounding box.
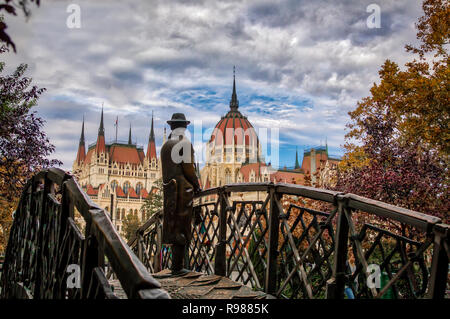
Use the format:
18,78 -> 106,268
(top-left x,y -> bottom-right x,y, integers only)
88,140 -> 144,150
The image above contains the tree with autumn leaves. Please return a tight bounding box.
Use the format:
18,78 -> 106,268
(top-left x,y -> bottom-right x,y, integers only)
338,0 -> 449,223
0,45 -> 60,253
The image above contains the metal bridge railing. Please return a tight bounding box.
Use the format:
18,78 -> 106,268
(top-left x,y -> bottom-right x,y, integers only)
0,168 -> 169,299
129,182 -> 449,299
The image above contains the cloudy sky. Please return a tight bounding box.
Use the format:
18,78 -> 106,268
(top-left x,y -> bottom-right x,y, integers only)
2,0 -> 424,170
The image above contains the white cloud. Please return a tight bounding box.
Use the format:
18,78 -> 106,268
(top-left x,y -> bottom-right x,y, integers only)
1,0 -> 424,169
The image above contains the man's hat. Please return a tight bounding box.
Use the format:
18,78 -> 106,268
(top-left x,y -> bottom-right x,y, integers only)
167,113 -> 190,125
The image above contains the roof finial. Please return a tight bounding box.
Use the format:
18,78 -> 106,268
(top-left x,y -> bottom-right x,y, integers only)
230,66 -> 239,111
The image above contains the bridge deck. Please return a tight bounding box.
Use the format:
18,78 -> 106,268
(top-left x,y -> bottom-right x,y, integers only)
111,269 -> 273,299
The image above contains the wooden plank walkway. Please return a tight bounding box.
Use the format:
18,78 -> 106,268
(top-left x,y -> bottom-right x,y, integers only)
110,269 -> 274,299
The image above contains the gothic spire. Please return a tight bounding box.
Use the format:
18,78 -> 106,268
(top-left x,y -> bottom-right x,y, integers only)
79,115 -> 85,145
229,66 -> 239,111
76,116 -> 86,165
146,111 -> 157,160
98,105 -> 104,136
295,146 -> 300,169
128,123 -> 132,144
149,111 -> 155,142
95,106 -> 106,154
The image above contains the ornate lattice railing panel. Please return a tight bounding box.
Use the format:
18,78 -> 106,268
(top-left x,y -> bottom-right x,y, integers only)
277,204 -> 336,299
129,183 -> 449,299
225,200 -> 268,289
189,202 -> 219,274
1,169 -> 169,299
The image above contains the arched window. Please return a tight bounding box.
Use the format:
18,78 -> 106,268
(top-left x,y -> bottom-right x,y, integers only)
111,180 -> 118,192
141,210 -> 146,221
134,209 -> 138,217
225,168 -> 231,184
123,181 -> 131,195
136,182 -> 143,196
121,208 -> 125,220
116,207 -> 121,220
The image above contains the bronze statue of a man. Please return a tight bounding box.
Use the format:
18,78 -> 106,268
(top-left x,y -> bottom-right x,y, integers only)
160,113 -> 201,274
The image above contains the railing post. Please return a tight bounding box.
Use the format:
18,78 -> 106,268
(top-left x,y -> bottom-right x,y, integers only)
137,235 -> 143,261
81,225 -> 100,299
265,185 -> 281,294
214,188 -> 227,276
33,173 -> 52,298
326,195 -> 350,299
426,224 -> 449,299
154,219 -> 162,272
55,179 -> 74,298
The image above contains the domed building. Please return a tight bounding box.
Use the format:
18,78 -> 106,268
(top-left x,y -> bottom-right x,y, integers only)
200,72 -> 273,190
200,71 -> 341,194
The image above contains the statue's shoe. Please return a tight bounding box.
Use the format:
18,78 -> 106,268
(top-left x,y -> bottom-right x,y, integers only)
171,268 -> 191,276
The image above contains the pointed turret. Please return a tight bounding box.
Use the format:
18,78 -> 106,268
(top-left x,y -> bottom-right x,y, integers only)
163,127 -> 167,144
76,116 -> 86,165
128,123 -> 132,144
95,107 -> 106,154
146,112 -> 157,160
229,66 -> 239,111
295,147 -> 300,169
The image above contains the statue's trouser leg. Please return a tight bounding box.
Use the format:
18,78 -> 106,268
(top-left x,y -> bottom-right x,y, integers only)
171,244 -> 185,272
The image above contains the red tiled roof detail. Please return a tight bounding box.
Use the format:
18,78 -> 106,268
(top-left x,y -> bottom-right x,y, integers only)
76,144 -> 85,165
128,187 -> 139,198
109,145 -> 143,165
95,135 -> 106,154
209,111 -> 258,147
270,171 -> 304,184
140,188 -> 149,199
116,186 -> 126,197
86,184 -> 98,196
146,140 -> 157,160
84,148 -> 95,164
239,163 -> 267,182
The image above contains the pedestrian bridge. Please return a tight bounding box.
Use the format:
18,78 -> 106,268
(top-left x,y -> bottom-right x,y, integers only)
0,168 -> 448,299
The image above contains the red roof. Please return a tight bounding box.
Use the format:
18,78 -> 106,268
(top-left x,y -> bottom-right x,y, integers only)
128,187 -> 139,198
210,111 -> 258,146
116,186 -> 126,197
109,145 -> 143,165
84,148 -> 95,164
76,144 -> 86,164
86,184 -> 98,196
239,162 -> 267,182
146,140 -> 157,160
95,135 -> 106,154
270,171 -> 304,184
140,188 -> 149,199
